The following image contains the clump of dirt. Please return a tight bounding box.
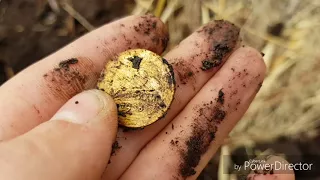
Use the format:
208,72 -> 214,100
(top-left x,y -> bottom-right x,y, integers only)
162,58 -> 176,87
58,58 -> 79,70
213,108 -> 226,123
179,130 -> 207,176
128,56 -> 143,69
178,90 -> 227,177
201,60 -> 215,71
111,140 -> 122,156
217,89 -> 225,104
201,44 -> 232,70
170,139 -> 175,145
197,20 -> 240,71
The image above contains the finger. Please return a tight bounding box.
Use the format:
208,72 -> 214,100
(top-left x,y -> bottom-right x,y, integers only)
0,15 -> 168,140
246,156 -> 295,180
0,90 -> 117,180
103,20 -> 240,179
120,46 -> 266,179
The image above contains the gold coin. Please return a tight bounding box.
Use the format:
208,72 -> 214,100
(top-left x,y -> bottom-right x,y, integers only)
97,49 -> 175,128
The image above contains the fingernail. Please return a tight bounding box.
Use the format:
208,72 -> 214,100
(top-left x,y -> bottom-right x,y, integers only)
51,90 -> 106,124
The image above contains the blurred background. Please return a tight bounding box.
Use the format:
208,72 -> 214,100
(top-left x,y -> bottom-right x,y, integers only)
0,0 -> 319,179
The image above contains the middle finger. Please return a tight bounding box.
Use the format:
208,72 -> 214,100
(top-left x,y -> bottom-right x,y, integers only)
103,20 -> 240,180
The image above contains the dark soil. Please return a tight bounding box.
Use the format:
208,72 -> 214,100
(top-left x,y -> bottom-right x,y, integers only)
0,0 -> 132,85
217,89 -> 224,104
201,43 -> 232,71
197,20 -> 240,71
162,58 -> 176,87
111,140 -> 122,156
179,96 -> 227,178
120,125 -> 145,132
180,131 -> 207,177
58,58 -> 79,70
128,56 -> 143,69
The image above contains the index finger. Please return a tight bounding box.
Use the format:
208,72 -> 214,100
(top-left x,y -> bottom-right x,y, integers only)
0,15 -> 169,140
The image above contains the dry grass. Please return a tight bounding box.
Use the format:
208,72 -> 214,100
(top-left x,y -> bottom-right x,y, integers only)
132,0 -> 320,179
228,0 -> 320,148
132,0 -> 320,147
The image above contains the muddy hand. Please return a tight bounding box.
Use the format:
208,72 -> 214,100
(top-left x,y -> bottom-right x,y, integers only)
0,15 -> 265,180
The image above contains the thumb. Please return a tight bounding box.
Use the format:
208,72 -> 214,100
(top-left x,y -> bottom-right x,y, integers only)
0,90 -> 118,180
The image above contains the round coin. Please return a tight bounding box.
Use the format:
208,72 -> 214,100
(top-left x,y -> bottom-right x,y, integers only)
97,49 -> 175,128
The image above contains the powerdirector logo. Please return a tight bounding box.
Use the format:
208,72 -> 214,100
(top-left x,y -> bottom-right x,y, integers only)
234,159 -> 312,172
221,155 -> 319,178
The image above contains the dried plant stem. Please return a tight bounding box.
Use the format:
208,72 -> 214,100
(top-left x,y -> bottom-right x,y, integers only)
154,0 -> 166,17
60,1 -> 95,31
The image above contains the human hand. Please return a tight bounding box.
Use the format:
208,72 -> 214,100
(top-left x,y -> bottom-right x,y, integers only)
0,15 -> 266,179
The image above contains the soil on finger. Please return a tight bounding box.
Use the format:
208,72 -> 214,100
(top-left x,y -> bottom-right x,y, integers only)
197,20 -> 240,71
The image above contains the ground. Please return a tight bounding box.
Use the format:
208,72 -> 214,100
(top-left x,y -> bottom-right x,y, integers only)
0,0 -> 132,84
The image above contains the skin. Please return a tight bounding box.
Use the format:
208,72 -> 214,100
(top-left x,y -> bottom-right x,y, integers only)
0,15 -> 294,180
